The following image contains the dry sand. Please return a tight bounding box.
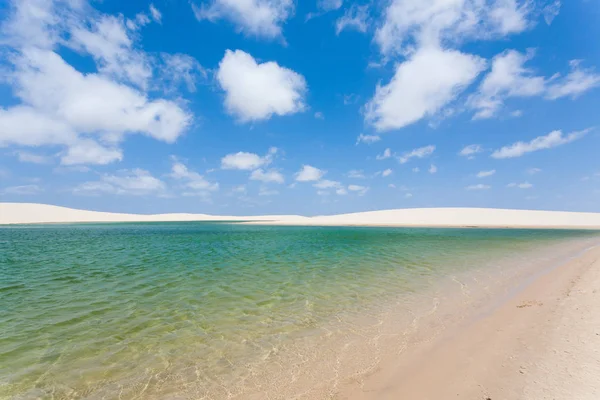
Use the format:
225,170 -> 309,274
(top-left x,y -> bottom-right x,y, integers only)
340,244 -> 600,400
3,202 -> 600,228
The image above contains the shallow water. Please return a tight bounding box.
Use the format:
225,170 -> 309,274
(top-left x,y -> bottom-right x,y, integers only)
1,223 -> 598,399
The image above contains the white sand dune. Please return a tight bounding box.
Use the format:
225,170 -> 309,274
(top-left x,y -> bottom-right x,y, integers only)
2,202 -> 600,228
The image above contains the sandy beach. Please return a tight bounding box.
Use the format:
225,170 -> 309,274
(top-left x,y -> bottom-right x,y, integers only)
339,243 -> 600,400
3,202 -> 600,228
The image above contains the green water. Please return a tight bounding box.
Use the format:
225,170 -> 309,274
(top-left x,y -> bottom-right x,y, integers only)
1,223 -> 598,399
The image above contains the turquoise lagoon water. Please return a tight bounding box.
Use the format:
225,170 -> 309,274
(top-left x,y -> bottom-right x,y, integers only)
1,223 -> 598,399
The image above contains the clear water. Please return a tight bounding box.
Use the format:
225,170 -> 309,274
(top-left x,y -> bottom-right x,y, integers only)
1,223 -> 598,399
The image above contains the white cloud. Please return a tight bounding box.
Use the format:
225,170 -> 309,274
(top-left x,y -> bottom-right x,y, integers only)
250,169 -> 285,184
388,183 -> 396,188
74,169 -> 166,196
374,0 -> 531,57
545,60 -> 600,100
470,52 -> 600,118
69,14 -> 154,89
398,145 -> 435,164
376,148 -> 392,160
382,168 -> 393,177
412,167 -> 420,173
319,0 -> 343,11
477,169 -> 496,178
459,144 -> 483,158
365,47 -> 486,131
296,165 -> 326,182
491,129 -> 589,159
2,184 -> 43,195
258,187 -> 279,196
466,184 -> 491,190
336,5 -> 369,35
216,49 -> 307,122
543,1 -> 560,25
429,164 -> 437,174
507,182 -> 533,189
160,53 -> 206,92
193,0 -> 294,39
149,4 -> 162,23
356,133 -> 381,145
14,151 -> 52,164
348,184 -> 369,195
348,170 -> 365,179
170,159 -> 219,192
314,179 -> 347,196
0,1 -> 193,165
306,0 -> 343,21
60,139 -> 123,165
469,50 -> 545,119
405,193 -> 413,198
313,179 -> 342,189
526,167 -> 542,175
221,147 -> 277,170
314,111 -> 324,119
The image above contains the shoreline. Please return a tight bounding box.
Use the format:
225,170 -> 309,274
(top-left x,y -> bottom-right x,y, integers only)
3,203 -> 600,229
2,223 -> 599,398
339,241 -> 600,399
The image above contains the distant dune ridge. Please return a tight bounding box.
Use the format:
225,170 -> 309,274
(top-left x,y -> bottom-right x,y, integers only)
2,203 -> 600,228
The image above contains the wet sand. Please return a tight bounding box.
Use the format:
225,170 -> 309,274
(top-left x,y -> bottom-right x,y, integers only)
339,244 -> 600,400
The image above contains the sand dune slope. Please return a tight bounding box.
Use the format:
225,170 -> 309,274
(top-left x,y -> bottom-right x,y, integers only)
2,203 -> 600,228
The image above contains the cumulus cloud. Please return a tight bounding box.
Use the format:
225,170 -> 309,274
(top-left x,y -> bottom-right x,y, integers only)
507,182 -> 533,189
216,49 -> 307,122
365,47 -> 486,131
193,0 -> 294,39
74,169 -> 166,196
250,169 -> 285,184
470,51 -> 600,118
477,169 -> 496,178
545,60 -> 600,100
295,165 -> 326,182
348,184 -> 369,195
374,0 -> 531,57
429,164 -> 437,174
526,167 -> 542,175
466,184 -> 491,190
491,129 -> 589,159
0,0 -> 194,165
347,170 -> 366,179
313,179 -> 342,189
382,168 -> 393,177
469,50 -> 545,119
170,159 -> 219,193
459,144 -> 484,158
376,148 -> 392,160
336,5 -> 369,35
221,147 -> 277,170
14,151 -> 52,164
398,145 -> 435,164
356,133 -> 381,145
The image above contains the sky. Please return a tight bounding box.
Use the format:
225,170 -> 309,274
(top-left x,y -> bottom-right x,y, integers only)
1,0 -> 599,216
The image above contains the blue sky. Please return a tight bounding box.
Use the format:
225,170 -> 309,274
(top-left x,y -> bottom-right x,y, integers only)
1,0 -> 599,216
